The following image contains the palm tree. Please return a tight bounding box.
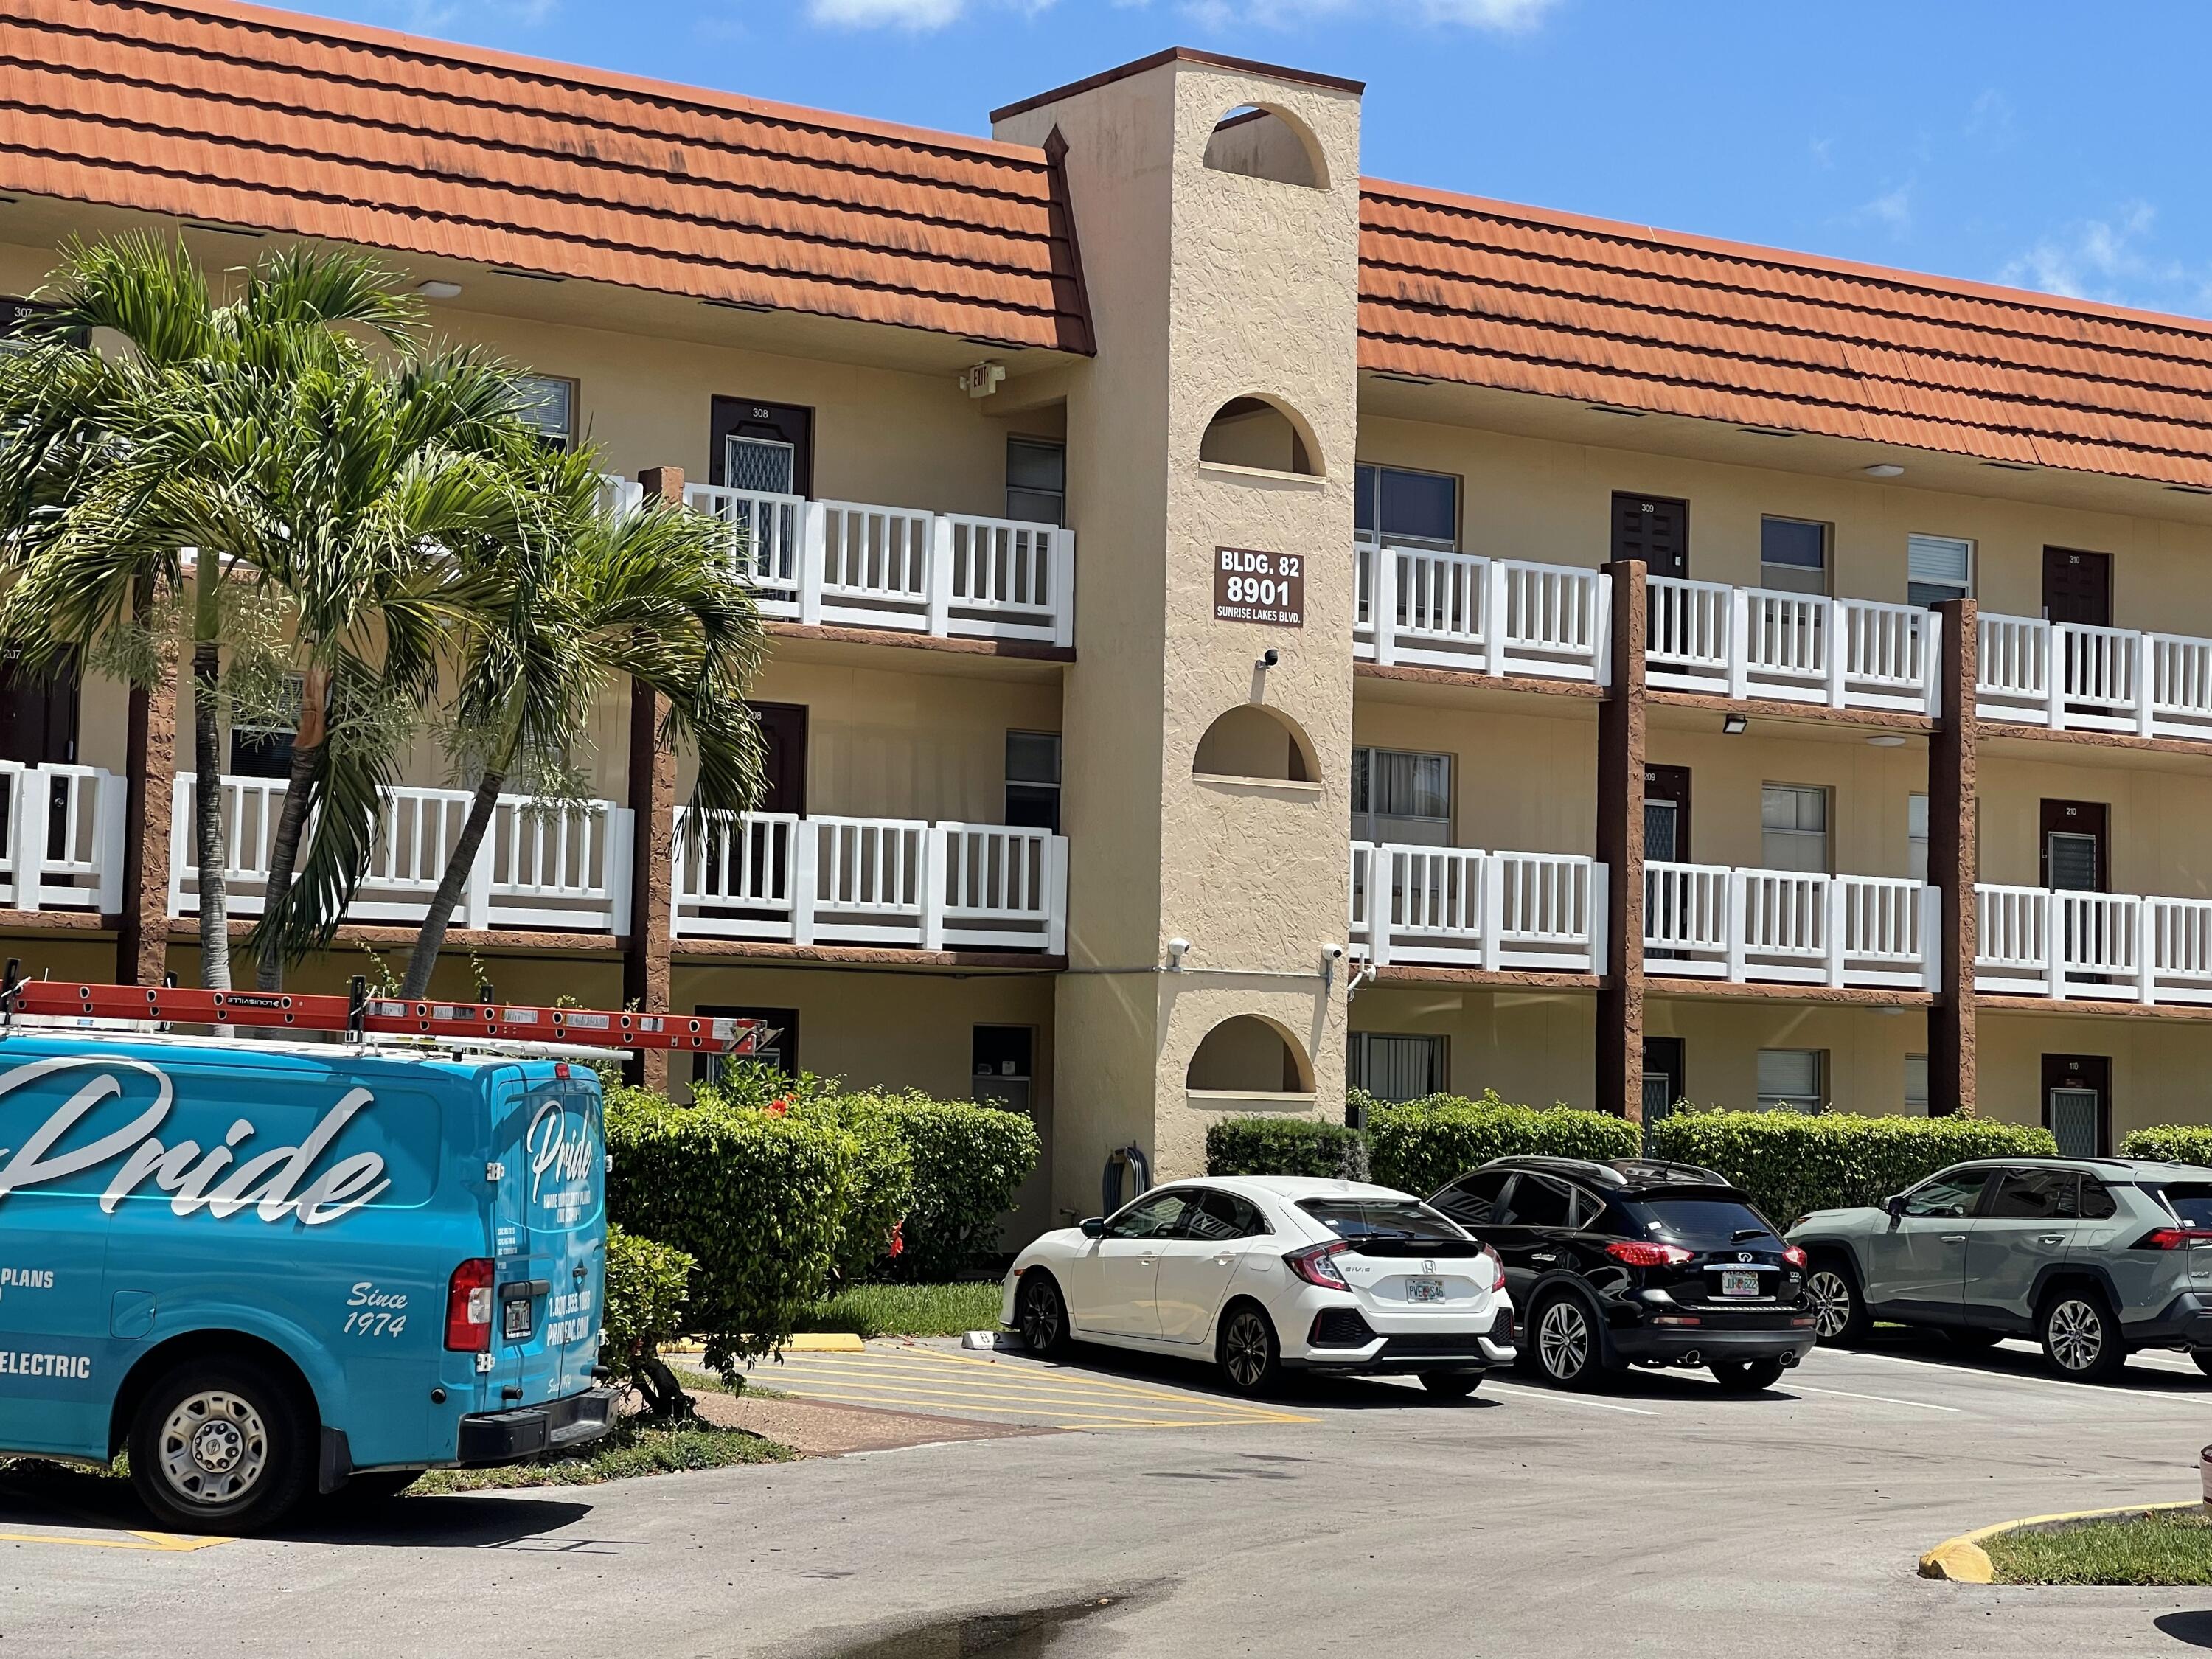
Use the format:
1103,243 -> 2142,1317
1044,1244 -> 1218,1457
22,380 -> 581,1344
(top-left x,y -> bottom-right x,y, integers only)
397,448 -> 765,998
0,236 -> 539,989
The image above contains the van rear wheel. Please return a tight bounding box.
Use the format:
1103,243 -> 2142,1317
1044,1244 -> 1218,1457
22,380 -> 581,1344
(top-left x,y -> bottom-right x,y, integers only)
128,1357 -> 313,1534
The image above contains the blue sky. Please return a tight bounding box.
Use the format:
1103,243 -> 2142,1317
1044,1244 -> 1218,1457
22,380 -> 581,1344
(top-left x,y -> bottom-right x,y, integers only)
290,0 -> 2212,319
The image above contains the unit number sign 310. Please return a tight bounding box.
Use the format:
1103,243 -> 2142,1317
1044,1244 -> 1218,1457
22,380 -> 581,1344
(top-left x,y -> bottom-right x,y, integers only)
1214,547 -> 1305,629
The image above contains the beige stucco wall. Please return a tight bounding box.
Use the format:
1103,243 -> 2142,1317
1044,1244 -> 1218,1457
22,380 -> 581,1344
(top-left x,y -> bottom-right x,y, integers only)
1353,694 -> 1596,856
1645,722 -> 1930,877
1644,995 -> 1929,1117
1979,751 -> 2212,897
1979,1011 -> 2212,1143
1350,984 -> 1596,1109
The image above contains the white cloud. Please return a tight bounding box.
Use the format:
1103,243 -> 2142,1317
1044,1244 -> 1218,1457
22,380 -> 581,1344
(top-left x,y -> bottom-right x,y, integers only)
2001,201 -> 2181,304
1854,181 -> 1913,237
1179,0 -> 1562,27
806,0 -> 969,26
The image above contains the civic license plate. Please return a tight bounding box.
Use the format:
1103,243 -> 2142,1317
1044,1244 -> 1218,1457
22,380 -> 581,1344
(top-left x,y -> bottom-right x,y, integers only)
503,1297 -> 534,1340
1405,1277 -> 1446,1304
1719,1270 -> 1761,1298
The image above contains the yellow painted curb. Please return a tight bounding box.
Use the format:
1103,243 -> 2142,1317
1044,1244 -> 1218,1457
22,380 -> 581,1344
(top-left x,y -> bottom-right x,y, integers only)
663,1332 -> 869,1357
1919,1500 -> 2201,1582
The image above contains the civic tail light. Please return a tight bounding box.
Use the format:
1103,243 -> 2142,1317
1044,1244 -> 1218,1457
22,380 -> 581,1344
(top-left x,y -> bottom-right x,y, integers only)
1478,1243 -> 1506,1293
445,1258 -> 495,1351
1605,1240 -> 1694,1269
1782,1244 -> 1808,1269
1284,1240 -> 1352,1290
2135,1228 -> 2212,1251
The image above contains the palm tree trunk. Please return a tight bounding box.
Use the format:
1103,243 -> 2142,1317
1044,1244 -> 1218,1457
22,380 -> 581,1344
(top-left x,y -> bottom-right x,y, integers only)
191,640 -> 232,990
398,768 -> 506,998
254,667 -> 330,992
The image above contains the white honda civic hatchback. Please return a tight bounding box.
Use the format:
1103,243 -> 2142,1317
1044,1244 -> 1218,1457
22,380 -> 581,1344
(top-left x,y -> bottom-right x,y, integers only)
1000,1176 -> 1517,1396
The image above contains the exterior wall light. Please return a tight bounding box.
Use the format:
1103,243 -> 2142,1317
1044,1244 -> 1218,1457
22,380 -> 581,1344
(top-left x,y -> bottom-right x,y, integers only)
1722,713 -> 1748,734
1867,734 -> 1907,748
1863,464 -> 1905,479
416,280 -> 463,300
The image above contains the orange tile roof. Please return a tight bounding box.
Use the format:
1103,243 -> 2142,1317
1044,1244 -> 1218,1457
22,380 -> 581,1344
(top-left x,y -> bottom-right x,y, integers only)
1360,179 -> 2212,490
0,0 -> 1093,352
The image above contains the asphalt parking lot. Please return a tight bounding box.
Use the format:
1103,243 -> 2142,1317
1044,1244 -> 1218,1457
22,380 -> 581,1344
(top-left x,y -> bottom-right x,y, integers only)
7,1333 -> 2212,1658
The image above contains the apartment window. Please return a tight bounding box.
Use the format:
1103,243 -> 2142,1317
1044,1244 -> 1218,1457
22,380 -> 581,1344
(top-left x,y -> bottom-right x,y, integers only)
1349,1033 -> 1446,1102
229,675 -> 303,779
1758,1048 -> 1826,1113
693,1005 -> 798,1088
1354,463 -> 1458,550
1908,793 -> 1929,881
1761,784 -> 1829,872
1352,747 -> 1452,846
509,374 -> 576,451
1006,731 -> 1062,832
1905,1054 -> 1930,1115
1908,534 -> 1974,608
1760,516 -> 1829,596
1006,437 -> 1065,526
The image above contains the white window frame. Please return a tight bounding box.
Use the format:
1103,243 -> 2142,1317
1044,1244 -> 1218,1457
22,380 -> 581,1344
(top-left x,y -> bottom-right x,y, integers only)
1905,1054 -> 1930,1115
1759,515 -> 1830,597
1907,534 -> 1974,609
1354,462 -> 1459,552
1907,793 -> 1929,882
1757,1048 -> 1827,1113
1352,746 -> 1453,846
509,373 -> 577,451
1349,1032 -> 1447,1102
1761,782 -> 1830,873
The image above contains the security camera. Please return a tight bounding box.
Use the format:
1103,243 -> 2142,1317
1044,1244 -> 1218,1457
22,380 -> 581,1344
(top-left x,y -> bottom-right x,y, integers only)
1259,647 -> 1281,668
1321,942 -> 1346,961
1167,937 -> 1192,970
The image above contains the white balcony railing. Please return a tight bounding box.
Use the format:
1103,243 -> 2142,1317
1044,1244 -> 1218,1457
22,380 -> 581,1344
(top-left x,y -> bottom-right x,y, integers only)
1349,842 -> 1607,971
1644,862 -> 1937,990
1975,613 -> 2212,740
671,812 -> 1068,953
685,484 -> 1075,649
0,762 -> 123,914
1975,884 -> 2212,1004
1354,544 -> 1610,684
168,776 -> 633,935
1645,579 -> 1941,714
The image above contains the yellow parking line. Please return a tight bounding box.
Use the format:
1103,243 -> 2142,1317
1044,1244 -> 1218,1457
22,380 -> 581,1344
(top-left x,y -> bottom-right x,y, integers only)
765,1376 -> 1267,1418
0,1528 -> 229,1552
769,1359 -> 1295,1418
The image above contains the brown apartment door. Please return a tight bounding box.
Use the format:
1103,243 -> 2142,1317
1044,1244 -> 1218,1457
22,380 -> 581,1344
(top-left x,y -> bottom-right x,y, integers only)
1644,765 -> 1692,863
2041,1054 -> 2111,1158
711,397 -> 815,498
2042,548 -> 2112,627
751,703 -> 808,816
0,649 -> 79,765
2039,799 -> 2107,892
1613,493 -> 1690,578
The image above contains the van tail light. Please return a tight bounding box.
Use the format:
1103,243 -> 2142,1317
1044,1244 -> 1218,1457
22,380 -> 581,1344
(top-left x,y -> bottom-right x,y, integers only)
1605,1240 -> 1694,1269
1284,1240 -> 1352,1290
1782,1244 -> 1808,1269
2134,1228 -> 2212,1251
446,1259 -> 495,1351
1478,1243 -> 1506,1293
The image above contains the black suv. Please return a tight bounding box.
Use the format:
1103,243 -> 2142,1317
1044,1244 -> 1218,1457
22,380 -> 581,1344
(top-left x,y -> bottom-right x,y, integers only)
1427,1157 -> 1818,1391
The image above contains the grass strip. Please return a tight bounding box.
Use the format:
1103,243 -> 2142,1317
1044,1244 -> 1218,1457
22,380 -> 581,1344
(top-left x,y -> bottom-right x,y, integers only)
1986,1506 -> 2212,1585
410,1419 -> 797,1493
796,1281 -> 1005,1340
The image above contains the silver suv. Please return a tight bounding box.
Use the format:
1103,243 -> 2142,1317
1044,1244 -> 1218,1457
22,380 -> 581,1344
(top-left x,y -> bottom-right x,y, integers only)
1787,1158 -> 2212,1382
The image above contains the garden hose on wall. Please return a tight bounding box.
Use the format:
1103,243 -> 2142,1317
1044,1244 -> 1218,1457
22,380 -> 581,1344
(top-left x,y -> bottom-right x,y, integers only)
1102,1144 -> 1151,1216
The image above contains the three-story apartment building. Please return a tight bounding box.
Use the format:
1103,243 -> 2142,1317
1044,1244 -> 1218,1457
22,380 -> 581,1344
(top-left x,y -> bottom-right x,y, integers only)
7,0 -> 2212,1236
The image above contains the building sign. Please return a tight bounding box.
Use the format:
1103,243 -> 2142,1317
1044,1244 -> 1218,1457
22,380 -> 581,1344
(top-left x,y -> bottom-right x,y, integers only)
1213,548 -> 1304,628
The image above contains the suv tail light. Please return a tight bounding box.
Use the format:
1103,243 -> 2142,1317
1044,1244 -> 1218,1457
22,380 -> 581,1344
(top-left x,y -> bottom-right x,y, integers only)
1605,1240 -> 1694,1269
1284,1240 -> 1352,1290
446,1258 -> 495,1351
2135,1228 -> 2212,1251
1782,1244 -> 1808,1269
1478,1243 -> 1506,1293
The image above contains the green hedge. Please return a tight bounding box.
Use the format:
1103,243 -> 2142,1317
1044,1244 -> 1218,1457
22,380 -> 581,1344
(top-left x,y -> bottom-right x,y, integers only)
600,1225 -> 694,1383
841,1091 -> 1040,1281
2119,1126 -> 2212,1165
1206,1116 -> 1369,1180
604,1085 -> 855,1378
1363,1091 -> 1641,1196
1650,1110 -> 2059,1227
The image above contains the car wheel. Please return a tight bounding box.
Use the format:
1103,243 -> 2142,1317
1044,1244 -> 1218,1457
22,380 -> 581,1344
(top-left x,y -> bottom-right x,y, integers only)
1805,1256 -> 1872,1345
2039,1290 -> 2127,1382
1018,1270 -> 1071,1359
1942,1327 -> 2003,1351
1419,1372 -> 1483,1398
128,1357 -> 313,1534
1709,1358 -> 1786,1393
1216,1303 -> 1283,1397
1532,1294 -> 1604,1390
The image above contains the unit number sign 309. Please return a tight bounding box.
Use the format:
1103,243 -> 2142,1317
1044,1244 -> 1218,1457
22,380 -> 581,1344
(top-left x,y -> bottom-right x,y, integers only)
1213,547 -> 1305,628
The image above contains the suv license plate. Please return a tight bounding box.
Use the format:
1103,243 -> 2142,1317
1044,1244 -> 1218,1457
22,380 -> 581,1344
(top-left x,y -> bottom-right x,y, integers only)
503,1297 -> 534,1340
1405,1277 -> 1445,1304
1719,1271 -> 1760,1298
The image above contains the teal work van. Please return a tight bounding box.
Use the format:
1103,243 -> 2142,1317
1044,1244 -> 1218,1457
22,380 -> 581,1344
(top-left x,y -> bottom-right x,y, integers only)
0,1031 -> 614,1531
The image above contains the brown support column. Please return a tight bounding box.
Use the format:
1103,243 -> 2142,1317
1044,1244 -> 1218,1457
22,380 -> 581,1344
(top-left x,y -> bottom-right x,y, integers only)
622,467 -> 684,1092
1929,597 -> 1978,1116
116,608 -> 180,985
1597,559 -> 1648,1121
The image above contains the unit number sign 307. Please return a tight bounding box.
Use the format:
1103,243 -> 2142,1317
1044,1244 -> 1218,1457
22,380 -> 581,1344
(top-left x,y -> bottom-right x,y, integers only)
1214,547 -> 1305,628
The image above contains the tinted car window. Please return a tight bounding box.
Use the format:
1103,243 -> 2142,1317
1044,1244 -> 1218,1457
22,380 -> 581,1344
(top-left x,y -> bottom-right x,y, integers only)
1107,1189 -> 1194,1239
1987,1169 -> 2080,1220
2152,1182 -> 2212,1225
1433,1169 -> 1511,1227
1903,1170 -> 1988,1219
1298,1199 -> 1467,1242
2079,1178 -> 2118,1221
1628,1195 -> 1777,1242
1186,1189 -> 1269,1241
1502,1175 -> 1574,1229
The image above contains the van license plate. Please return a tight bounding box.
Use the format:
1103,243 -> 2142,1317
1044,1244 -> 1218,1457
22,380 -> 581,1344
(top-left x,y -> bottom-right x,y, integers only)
1719,1271 -> 1760,1298
503,1298 -> 533,1340
1405,1277 -> 1445,1303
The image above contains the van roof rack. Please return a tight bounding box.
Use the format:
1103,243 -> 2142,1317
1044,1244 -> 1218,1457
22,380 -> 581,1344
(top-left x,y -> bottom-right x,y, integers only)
0,970 -> 771,1060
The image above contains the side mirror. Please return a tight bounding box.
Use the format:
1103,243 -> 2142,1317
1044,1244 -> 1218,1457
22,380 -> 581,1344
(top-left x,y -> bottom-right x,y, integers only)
1079,1217 -> 1107,1239
1884,1194 -> 1907,1221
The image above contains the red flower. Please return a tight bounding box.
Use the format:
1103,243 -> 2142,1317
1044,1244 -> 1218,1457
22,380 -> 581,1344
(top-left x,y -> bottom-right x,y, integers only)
888,1222 -> 905,1259
768,1096 -> 790,1117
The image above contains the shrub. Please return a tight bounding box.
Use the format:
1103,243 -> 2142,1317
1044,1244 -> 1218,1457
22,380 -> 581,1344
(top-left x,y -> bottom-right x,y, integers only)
1649,1110 -> 2059,1227
699,1079 -> 917,1285
601,1225 -> 694,1379
1206,1116 -> 1369,1180
839,1091 -> 1040,1280
604,1085 -> 855,1378
2119,1126 -> 2212,1165
1363,1091 -> 1641,1196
